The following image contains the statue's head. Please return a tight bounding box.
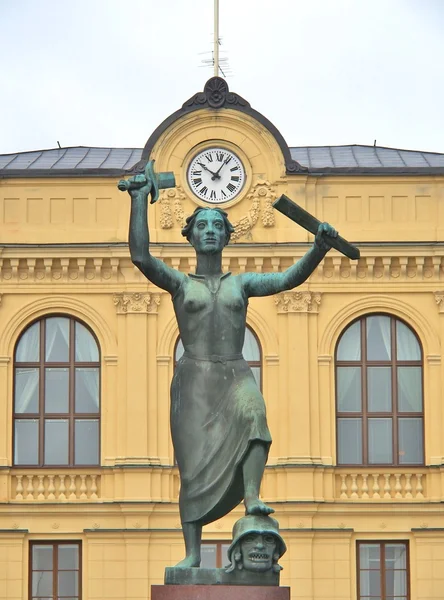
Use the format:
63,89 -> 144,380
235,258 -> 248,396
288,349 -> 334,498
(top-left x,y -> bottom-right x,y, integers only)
181,207 -> 235,254
225,515 -> 286,573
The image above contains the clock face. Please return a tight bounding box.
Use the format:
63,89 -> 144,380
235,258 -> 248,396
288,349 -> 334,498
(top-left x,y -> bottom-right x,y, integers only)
187,147 -> 245,203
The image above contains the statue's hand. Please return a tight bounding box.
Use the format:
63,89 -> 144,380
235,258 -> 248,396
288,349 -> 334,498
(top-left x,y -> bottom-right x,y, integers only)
117,173 -> 153,200
315,222 -> 337,251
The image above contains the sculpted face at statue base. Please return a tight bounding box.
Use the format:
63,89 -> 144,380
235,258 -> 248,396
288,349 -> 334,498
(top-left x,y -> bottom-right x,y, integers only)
226,515 -> 286,574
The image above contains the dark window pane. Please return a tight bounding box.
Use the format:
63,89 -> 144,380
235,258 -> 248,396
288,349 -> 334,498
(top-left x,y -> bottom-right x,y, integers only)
175,338 -> 184,362
15,368 -> 39,413
385,544 -> 407,569
250,367 -> 261,389
366,315 -> 391,361
399,418 -> 423,464
360,570 -> 381,595
44,419 -> 69,465
75,419 -> 99,465
75,368 -> 99,413
243,328 -> 260,361
201,544 -> 217,568
75,321 -> 99,362
368,418 -> 393,464
397,321 -> 421,360
337,321 -> 361,360
58,545 -> 79,570
16,322 -> 40,362
337,367 -> 361,412
367,367 -> 392,412
46,317 -> 70,362
338,418 -> 362,464
32,571 -> 53,596
397,367 -> 422,412
32,545 -> 53,571
385,569 -> 407,596
58,571 -> 78,596
14,419 -> 39,465
221,543 -> 230,568
359,544 -> 380,569
45,368 -> 69,413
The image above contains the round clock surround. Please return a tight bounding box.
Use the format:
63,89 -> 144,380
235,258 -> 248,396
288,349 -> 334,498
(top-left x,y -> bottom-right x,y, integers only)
187,146 -> 246,204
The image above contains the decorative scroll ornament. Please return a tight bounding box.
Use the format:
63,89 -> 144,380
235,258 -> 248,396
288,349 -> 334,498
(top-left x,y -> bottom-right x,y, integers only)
275,291 -> 322,313
113,292 -> 161,314
159,186 -> 186,229
231,179 -> 276,242
435,291 -> 444,313
184,77 -> 250,110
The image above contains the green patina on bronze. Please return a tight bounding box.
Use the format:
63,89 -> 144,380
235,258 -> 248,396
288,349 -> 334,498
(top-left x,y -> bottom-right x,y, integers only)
119,164 -> 338,570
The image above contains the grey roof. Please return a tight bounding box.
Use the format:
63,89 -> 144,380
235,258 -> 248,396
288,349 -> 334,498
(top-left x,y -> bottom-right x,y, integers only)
290,145 -> 444,170
1,145 -> 444,177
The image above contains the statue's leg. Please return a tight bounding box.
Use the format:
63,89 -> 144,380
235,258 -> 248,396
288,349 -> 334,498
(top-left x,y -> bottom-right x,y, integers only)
174,521 -> 202,568
243,441 -> 275,516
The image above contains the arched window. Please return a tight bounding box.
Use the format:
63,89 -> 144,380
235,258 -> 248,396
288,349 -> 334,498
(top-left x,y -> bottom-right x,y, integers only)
13,316 -> 100,467
335,314 -> 424,466
175,325 -> 262,389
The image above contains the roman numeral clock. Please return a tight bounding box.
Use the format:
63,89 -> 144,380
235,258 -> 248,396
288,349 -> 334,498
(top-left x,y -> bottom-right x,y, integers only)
187,147 -> 245,204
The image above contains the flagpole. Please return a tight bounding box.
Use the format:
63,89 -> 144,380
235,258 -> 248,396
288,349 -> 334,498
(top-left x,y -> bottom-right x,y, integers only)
214,0 -> 219,76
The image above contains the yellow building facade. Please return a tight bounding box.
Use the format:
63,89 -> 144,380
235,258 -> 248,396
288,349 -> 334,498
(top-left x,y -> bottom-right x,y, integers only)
1,78 -> 444,600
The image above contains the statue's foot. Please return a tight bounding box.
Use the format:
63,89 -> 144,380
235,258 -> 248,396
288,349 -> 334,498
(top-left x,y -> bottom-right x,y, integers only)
174,555 -> 200,568
244,497 -> 275,516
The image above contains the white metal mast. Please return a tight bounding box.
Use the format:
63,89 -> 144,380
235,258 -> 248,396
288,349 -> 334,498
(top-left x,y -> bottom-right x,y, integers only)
214,0 -> 220,76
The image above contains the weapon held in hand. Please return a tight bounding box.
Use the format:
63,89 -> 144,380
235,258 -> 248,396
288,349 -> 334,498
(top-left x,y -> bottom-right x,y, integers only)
118,160 -> 176,204
273,194 -> 360,260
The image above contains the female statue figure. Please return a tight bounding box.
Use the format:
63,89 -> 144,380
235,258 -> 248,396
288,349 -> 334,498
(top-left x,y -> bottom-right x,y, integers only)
122,166 -> 336,568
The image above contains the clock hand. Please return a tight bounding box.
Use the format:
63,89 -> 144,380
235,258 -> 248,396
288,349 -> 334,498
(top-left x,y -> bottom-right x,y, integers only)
211,156 -> 231,181
197,162 -> 220,179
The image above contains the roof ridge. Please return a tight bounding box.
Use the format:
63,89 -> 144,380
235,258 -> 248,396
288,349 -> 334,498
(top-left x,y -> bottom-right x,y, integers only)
290,144 -> 444,155
2,144 -> 444,156
0,145 -> 144,155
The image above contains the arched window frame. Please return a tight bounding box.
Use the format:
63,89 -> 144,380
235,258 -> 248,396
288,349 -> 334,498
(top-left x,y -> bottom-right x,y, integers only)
13,314 -> 101,468
174,324 -> 263,390
335,313 -> 424,467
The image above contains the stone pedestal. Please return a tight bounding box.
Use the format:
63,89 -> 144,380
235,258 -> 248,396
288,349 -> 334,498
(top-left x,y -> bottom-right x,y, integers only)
152,585 -> 290,600
165,567 -> 280,586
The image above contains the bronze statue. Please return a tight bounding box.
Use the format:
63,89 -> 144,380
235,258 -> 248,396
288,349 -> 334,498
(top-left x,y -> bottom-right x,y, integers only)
120,162 -> 337,568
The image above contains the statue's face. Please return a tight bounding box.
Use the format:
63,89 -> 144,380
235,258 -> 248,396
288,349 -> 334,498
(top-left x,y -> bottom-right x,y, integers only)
240,533 -> 277,572
190,211 -> 226,254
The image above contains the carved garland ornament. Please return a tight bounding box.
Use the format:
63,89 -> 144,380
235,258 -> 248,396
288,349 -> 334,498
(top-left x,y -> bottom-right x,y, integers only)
159,186 -> 186,229
275,291 -> 322,314
231,179 -> 276,241
113,292 -> 161,314
435,291 -> 444,313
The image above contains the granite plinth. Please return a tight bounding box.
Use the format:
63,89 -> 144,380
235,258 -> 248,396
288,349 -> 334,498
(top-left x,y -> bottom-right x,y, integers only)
152,585 -> 290,600
165,567 -> 280,586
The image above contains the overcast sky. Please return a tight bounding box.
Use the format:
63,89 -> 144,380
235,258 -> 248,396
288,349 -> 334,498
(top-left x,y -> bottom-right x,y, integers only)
1,0 -> 443,155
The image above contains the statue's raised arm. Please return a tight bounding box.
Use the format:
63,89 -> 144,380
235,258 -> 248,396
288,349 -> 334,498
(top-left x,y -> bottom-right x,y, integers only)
241,221 -> 338,298
118,161 -> 185,295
